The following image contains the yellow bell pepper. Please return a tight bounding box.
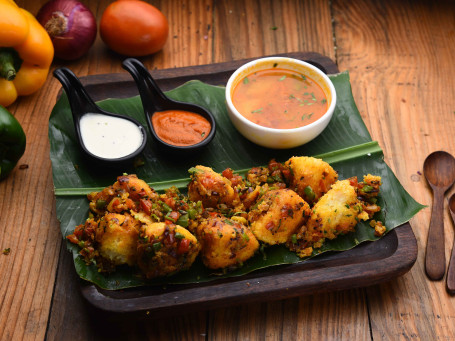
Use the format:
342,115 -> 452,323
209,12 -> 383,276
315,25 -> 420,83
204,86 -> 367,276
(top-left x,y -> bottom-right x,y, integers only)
0,0 -> 54,107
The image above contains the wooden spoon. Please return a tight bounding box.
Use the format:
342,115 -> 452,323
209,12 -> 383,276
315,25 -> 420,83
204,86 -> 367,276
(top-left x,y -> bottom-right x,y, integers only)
447,194 -> 455,294
424,151 -> 455,280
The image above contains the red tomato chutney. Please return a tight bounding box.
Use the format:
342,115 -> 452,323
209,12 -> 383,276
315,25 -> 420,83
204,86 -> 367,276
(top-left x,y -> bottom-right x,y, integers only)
232,68 -> 328,129
151,110 -> 211,146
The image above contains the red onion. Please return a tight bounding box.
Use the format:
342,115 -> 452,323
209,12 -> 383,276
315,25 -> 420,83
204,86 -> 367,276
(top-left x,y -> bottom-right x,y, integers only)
36,0 -> 97,61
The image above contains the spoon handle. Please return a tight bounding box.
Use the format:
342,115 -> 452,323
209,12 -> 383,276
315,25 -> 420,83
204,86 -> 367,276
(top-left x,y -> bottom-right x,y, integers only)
53,68 -> 99,117
425,188 -> 446,280
122,58 -> 167,114
448,236 -> 455,294
447,207 -> 455,294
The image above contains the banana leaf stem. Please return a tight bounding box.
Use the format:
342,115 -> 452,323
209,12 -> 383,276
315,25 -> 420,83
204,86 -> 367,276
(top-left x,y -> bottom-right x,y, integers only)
54,141 -> 383,197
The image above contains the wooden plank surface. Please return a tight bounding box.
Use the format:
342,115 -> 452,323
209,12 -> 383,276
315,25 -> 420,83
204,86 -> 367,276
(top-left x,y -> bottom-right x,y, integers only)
0,0 -> 453,340
333,0 -> 455,340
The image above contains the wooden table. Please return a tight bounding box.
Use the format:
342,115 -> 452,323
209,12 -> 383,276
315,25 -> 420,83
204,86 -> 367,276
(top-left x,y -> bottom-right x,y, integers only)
1,0 -> 454,339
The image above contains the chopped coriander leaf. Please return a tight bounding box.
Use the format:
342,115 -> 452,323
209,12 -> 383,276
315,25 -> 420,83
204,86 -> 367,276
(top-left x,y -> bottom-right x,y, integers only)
243,77 -> 249,84
251,108 -> 263,113
279,75 -> 286,81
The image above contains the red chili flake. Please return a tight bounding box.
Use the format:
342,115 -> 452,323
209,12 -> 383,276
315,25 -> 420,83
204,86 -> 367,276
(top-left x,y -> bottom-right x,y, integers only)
19,164 -> 29,170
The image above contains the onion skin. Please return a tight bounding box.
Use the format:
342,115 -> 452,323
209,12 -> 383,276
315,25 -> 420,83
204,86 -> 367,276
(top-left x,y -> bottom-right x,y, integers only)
36,0 -> 97,61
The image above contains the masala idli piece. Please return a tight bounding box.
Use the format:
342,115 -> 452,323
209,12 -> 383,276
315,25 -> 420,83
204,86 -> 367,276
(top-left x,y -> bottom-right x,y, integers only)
284,156 -> 338,204
95,212 -> 141,267
187,165 -> 240,209
88,174 -> 158,215
248,188 -> 311,245
137,222 -> 200,279
114,174 -> 156,201
197,216 -> 259,270
304,179 -> 366,248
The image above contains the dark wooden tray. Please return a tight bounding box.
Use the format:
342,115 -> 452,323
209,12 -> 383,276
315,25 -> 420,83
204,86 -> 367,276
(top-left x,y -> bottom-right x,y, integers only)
76,52 -> 417,317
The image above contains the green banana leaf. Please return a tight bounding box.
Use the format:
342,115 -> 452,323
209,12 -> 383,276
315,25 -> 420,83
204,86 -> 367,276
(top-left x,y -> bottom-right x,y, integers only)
49,71 -> 424,290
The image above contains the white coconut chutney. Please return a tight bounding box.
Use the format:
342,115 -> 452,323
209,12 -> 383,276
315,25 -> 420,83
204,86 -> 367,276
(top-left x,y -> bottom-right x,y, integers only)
79,113 -> 143,159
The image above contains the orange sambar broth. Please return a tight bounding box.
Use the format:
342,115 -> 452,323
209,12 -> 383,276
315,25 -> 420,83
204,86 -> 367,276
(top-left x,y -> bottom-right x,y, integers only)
151,110 -> 211,146
232,68 -> 328,129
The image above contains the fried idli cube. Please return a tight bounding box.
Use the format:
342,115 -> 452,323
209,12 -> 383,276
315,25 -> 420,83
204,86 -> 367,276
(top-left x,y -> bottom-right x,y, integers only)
114,174 -> 156,201
358,174 -> 382,199
248,189 -> 310,245
137,222 -> 200,279
88,174 -> 157,215
304,179 -> 365,248
95,212 -> 140,266
285,156 -> 338,204
187,165 -> 240,208
197,216 -> 259,269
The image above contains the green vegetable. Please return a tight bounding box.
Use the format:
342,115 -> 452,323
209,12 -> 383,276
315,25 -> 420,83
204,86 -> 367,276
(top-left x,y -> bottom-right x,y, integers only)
291,234 -> 298,244
304,186 -> 315,200
152,242 -> 162,252
175,232 -> 185,240
361,185 -> 374,193
0,105 -> 26,180
95,199 -> 107,209
176,214 -> 189,227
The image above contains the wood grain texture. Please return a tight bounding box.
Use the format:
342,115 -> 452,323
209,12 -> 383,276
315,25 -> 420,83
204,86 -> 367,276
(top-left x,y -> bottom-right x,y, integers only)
1,0 -> 453,339
333,0 -> 455,339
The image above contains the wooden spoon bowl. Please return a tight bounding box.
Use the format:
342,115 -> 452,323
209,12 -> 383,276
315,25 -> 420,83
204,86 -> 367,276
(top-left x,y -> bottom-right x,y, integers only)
423,151 -> 455,280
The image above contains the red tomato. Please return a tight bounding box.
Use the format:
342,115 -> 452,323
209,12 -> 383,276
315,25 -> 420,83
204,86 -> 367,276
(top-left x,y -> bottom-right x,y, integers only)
140,199 -> 152,215
177,239 -> 190,255
100,0 -> 169,56
67,234 -> 79,244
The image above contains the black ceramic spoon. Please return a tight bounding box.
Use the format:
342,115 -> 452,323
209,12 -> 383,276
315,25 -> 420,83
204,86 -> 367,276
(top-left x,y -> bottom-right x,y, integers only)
121,58 -> 216,153
53,67 -> 147,165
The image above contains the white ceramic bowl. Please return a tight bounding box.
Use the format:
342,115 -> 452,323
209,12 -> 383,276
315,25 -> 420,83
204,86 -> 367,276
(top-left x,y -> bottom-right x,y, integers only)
225,57 -> 336,149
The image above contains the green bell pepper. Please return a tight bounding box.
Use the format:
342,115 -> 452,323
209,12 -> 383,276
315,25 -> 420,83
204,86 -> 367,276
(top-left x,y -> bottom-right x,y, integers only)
0,105 -> 26,180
